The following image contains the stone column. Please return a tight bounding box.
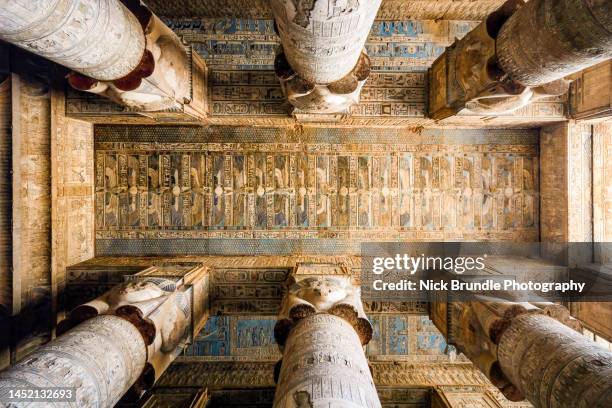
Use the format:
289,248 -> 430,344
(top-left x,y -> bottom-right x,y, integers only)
498,313 -> 612,408
0,0 -> 145,81
497,0 -> 612,88
274,314 -> 379,408
0,0 -> 195,112
270,0 -> 382,113
0,264 -> 210,407
432,297 -> 612,408
428,0 -> 612,119
273,264 -> 381,408
0,315 -> 146,407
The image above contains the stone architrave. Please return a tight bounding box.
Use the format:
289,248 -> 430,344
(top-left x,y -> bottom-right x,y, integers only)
273,263 -> 381,408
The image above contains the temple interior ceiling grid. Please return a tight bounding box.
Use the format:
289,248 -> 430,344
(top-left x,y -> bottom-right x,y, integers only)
94,126 -> 539,247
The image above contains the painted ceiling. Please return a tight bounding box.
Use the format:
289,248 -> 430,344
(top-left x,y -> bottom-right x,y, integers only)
143,0 -> 507,20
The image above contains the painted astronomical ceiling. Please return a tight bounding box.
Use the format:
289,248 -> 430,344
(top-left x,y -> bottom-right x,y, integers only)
94,126 -> 539,255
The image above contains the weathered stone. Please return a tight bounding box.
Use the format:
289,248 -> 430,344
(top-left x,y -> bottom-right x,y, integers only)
0,315 -> 146,408
274,313 -> 380,408
498,313 -> 612,408
270,0 -> 381,113
497,0 -> 612,87
0,0 -> 145,81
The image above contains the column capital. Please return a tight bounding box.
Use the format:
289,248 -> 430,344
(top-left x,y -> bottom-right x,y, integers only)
274,263 -> 372,347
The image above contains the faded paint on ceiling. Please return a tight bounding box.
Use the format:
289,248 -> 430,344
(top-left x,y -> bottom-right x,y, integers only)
143,0 -> 506,20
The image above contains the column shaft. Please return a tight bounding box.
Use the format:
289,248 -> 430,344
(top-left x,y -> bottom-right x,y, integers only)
498,313 -> 612,408
270,0 -> 382,84
274,313 -> 380,408
497,0 -> 612,87
0,0 -> 146,81
0,315 -> 146,407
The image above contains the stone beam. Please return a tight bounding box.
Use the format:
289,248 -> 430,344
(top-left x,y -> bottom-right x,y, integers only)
273,263 -> 381,407
569,60 -> 612,121
0,264 -> 210,407
540,122 -> 593,266
429,0 -> 611,120
270,0 -> 382,114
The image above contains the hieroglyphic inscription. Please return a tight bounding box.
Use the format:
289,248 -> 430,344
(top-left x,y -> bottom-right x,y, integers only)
210,268 -> 289,314
165,18 -> 477,71
0,0 -> 145,81
273,314 -> 381,408
210,70 -> 426,119
95,139 -> 539,241
148,1 -> 506,21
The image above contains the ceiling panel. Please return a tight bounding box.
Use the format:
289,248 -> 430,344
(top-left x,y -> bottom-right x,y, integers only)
143,0 -> 506,21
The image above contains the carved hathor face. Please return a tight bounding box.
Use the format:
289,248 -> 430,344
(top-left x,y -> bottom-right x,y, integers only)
108,281 -> 165,305
294,276 -> 348,309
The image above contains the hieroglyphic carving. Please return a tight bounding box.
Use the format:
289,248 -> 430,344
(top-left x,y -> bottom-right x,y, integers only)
540,122 -> 592,265
158,359 -> 493,389
64,2 -> 207,114
570,60 -> 612,121
429,273 -> 594,406
274,264 -> 372,345
428,3 -> 570,120
0,315 -> 146,408
166,17 -> 476,71
498,313 -> 612,408
274,314 -> 381,408
367,315 -> 455,362
10,55 -> 54,359
433,386 -> 509,408
0,0 -> 145,81
146,1 -> 507,21
51,83 -> 96,322
496,0 -> 612,88
94,137 -> 539,241
272,264 -> 380,407
211,268 -> 289,314
270,0 -> 382,84
210,70 -> 426,120
378,387 -> 430,408
593,123 -> 612,266
65,46 -> 208,121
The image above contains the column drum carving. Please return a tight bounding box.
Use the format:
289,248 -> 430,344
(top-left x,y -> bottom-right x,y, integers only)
498,313 -> 612,408
273,313 -> 380,408
270,0 -> 382,113
0,0 -> 145,81
273,264 -> 381,408
0,315 -> 146,407
270,0 -> 381,84
497,0 -> 612,87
